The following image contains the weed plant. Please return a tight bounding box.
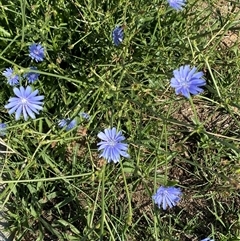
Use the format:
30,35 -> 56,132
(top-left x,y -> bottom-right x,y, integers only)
0,0 -> 240,240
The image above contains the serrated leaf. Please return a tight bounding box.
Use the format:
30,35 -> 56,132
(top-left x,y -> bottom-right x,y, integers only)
57,219 -> 80,235
0,26 -> 11,37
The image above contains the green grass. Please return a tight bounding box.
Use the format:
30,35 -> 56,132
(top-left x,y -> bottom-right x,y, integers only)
0,0 -> 240,240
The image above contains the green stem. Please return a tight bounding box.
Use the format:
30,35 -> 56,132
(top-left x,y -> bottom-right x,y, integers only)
100,164 -> 106,240
0,172 -> 91,184
120,161 -> 132,226
189,96 -> 199,125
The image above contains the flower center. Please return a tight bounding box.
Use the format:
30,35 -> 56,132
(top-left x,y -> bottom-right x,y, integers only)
34,50 -> 39,55
180,78 -> 189,88
21,98 -> 28,104
108,139 -> 116,146
164,190 -> 168,195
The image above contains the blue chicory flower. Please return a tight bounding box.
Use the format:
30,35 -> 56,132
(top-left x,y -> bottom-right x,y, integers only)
29,43 -> 45,62
79,112 -> 90,120
58,118 -> 77,131
5,86 -> 44,121
24,67 -> 40,84
152,186 -> 182,210
97,127 -> 130,163
170,65 -> 206,98
2,67 -> 20,86
201,238 -> 214,241
167,0 -> 186,10
112,26 -> 124,46
0,123 -> 7,136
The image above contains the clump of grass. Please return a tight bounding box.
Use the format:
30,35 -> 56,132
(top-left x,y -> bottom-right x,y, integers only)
0,0 -> 240,240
